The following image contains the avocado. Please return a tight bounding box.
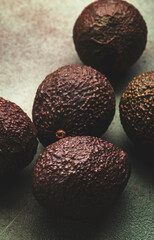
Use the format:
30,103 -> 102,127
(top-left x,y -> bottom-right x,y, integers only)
0,97 -> 38,177
32,136 -> 131,217
32,64 -> 115,146
119,71 -> 154,147
73,0 -> 147,74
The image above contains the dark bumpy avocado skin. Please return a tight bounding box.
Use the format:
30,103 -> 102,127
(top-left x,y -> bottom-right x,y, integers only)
120,71 -> 154,147
32,136 -> 131,217
32,64 -> 115,146
0,97 -> 38,177
73,0 -> 147,74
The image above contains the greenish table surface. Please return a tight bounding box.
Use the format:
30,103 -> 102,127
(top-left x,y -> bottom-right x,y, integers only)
0,0 -> 154,239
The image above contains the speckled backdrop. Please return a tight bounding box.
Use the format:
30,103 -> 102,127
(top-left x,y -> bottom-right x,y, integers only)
0,0 -> 154,239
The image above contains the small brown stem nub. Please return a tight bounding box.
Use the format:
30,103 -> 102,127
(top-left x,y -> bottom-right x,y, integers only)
56,130 -> 66,139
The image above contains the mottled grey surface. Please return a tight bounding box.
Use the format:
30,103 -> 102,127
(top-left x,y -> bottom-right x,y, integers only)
0,0 -> 154,240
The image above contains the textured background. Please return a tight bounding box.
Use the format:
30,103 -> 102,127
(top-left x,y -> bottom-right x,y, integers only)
0,0 -> 154,239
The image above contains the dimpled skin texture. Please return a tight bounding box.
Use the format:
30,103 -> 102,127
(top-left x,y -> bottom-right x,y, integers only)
0,97 -> 38,177
32,136 -> 131,217
32,64 -> 115,146
73,0 -> 147,74
120,71 -> 154,147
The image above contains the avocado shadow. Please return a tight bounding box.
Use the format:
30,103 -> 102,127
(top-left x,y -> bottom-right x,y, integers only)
106,69 -> 130,91
32,191 -> 129,240
128,144 -> 154,185
0,164 -> 34,209
104,60 -> 148,94
0,141 -> 44,191
0,142 -> 44,208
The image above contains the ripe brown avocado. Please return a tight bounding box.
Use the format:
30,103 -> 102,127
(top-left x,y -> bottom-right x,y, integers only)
32,64 -> 115,146
73,0 -> 147,74
119,71 -> 154,148
0,97 -> 38,177
32,136 -> 131,217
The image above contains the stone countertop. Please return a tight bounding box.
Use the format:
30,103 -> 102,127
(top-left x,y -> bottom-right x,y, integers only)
0,0 -> 154,239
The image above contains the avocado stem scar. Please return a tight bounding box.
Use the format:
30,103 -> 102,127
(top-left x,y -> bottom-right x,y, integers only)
56,130 -> 66,139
